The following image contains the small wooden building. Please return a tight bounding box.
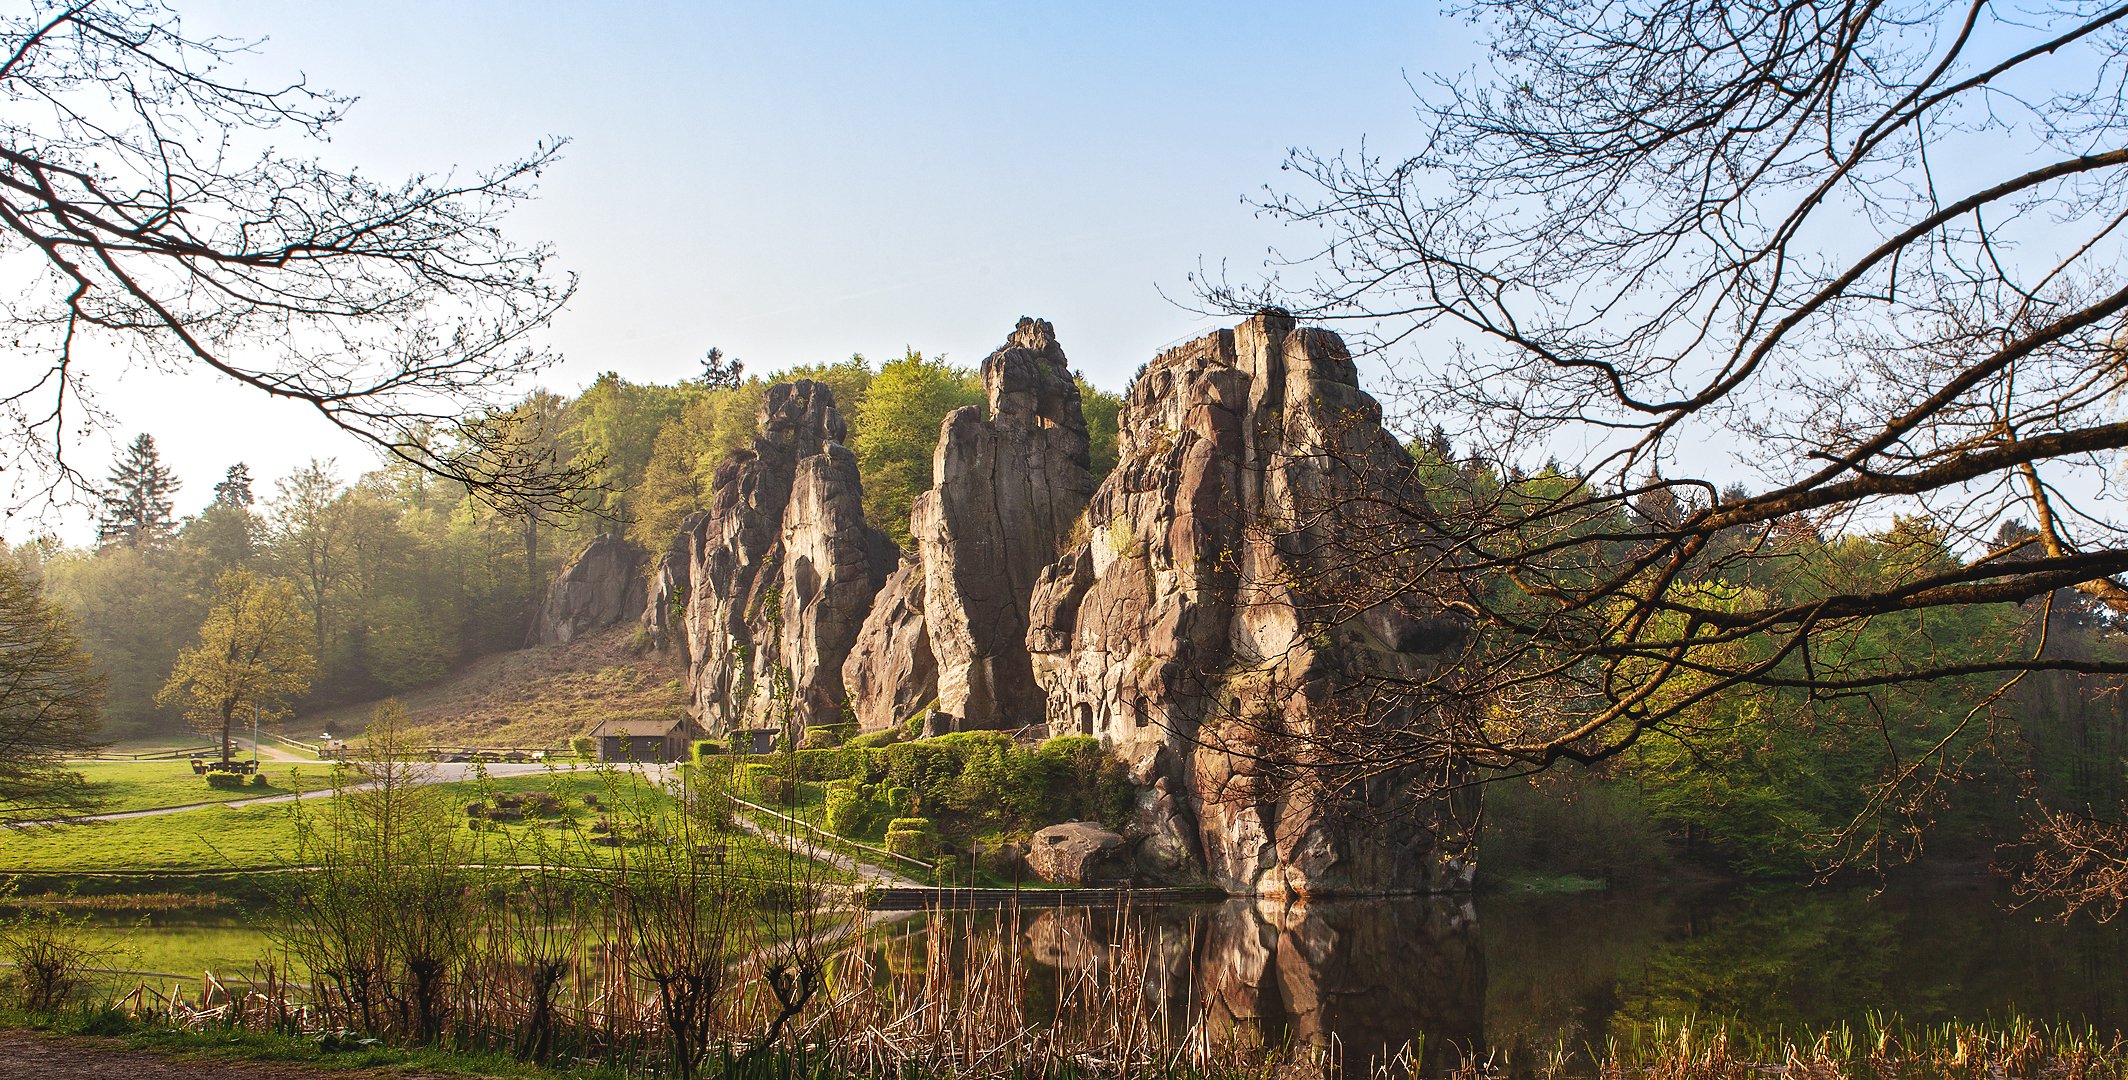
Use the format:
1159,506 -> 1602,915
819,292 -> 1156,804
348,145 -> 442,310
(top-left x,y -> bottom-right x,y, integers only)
588,715 -> 703,763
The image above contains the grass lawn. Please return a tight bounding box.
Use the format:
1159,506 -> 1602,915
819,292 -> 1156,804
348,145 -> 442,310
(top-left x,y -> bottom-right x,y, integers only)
63,760 -> 337,815
2,769 -> 843,882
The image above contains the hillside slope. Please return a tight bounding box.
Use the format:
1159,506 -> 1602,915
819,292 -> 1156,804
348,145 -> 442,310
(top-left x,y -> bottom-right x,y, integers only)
303,625 -> 688,749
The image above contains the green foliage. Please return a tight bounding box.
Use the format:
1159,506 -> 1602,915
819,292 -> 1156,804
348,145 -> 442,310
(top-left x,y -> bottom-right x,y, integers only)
852,350 -> 983,547
158,569 -> 315,764
1077,378 -> 1123,484
801,733 -> 1128,846
799,723 -> 853,749
1479,773 -> 1673,887
571,735 -> 596,760
883,817 -> 936,859
0,555 -> 105,824
692,740 -> 724,760
821,779 -> 864,836
738,762 -> 790,802
565,372 -> 690,523
204,772 -> 248,790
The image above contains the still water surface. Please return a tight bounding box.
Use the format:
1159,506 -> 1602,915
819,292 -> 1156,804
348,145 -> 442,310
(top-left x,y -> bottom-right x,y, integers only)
50,876 -> 2128,1062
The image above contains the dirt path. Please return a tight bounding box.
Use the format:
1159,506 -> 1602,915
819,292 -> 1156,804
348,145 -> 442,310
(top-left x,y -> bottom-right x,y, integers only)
0,1028 -> 456,1079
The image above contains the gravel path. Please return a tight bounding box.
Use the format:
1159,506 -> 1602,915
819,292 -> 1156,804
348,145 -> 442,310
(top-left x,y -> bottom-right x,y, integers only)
0,1029 -> 455,1079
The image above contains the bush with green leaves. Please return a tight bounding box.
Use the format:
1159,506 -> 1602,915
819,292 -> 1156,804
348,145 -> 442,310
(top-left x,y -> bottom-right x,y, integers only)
692,740 -> 724,761
883,817 -> 936,859
570,735 -> 595,760
205,771 -> 247,790
799,723 -> 854,749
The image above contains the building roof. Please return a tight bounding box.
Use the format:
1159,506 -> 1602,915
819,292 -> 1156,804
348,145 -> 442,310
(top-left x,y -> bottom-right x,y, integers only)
588,715 -> 695,738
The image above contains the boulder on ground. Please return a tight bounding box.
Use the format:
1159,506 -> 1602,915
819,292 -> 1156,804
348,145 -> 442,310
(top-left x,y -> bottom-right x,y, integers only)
1026,822 -> 1132,886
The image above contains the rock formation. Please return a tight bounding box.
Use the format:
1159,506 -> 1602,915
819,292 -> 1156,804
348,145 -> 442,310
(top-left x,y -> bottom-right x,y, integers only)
528,532 -> 648,646
839,561 -> 935,732
1026,313 -> 1477,896
680,382 -> 898,733
643,312 -> 1478,896
641,512 -> 703,651
843,317 -> 1094,733
1025,821 -> 1132,886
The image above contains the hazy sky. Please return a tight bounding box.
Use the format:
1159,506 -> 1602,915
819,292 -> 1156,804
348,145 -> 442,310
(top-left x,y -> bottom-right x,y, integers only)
40,1 -> 1470,540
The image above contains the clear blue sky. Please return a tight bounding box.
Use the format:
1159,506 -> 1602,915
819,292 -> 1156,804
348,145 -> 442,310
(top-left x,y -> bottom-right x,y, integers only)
67,1 -> 1471,536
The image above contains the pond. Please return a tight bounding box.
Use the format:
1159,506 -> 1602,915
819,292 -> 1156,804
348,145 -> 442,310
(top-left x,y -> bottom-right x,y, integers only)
20,874 -> 2128,1070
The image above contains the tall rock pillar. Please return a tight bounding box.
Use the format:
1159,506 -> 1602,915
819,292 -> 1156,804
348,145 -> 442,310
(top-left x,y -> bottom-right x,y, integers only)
682,381 -> 898,734
1027,313 -> 1477,896
844,316 -> 1094,733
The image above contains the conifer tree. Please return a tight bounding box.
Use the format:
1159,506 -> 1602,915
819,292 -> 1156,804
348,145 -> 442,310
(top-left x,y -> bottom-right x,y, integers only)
0,557 -> 105,823
95,434 -> 180,550
212,463 -> 255,508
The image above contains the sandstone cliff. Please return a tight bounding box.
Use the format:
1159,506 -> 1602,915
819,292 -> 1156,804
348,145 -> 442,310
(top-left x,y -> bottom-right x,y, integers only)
1026,313 -> 1476,896
528,532 -> 648,647
844,317 -> 1093,733
681,382 -> 897,733
640,512 -> 702,652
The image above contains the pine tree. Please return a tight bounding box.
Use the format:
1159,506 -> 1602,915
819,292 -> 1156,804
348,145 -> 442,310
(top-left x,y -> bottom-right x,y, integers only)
212,463 -> 255,508
0,557 -> 106,822
96,434 -> 181,550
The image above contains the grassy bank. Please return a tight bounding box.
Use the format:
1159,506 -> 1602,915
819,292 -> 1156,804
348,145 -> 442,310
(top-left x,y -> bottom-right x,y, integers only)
0,768 -> 828,878
63,760 -> 336,816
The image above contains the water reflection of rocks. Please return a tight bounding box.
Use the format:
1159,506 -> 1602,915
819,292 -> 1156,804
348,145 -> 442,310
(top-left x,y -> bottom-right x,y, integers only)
1012,896 -> 1484,1074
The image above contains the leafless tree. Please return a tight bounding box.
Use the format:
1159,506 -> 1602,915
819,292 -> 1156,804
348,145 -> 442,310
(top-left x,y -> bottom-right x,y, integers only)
0,0 -> 581,511
1195,0 -> 2128,892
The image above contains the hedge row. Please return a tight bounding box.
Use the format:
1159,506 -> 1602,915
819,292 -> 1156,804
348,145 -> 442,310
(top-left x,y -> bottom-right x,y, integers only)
756,731 -> 1130,840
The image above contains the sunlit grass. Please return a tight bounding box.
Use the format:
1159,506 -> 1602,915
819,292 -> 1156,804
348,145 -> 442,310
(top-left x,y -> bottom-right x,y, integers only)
61,761 -> 336,816
1,767 -> 843,881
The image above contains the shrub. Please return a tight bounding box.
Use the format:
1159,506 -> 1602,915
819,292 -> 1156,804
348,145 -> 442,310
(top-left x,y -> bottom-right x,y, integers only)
693,740 -> 724,761
849,729 -> 899,749
248,772 -> 270,787
884,818 -> 936,859
204,771 -> 246,790
933,854 -> 962,884
570,735 -> 595,760
791,745 -> 870,782
823,780 -> 865,836
739,762 -> 791,802
0,901 -> 102,1011
801,723 -> 854,749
